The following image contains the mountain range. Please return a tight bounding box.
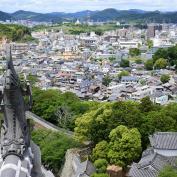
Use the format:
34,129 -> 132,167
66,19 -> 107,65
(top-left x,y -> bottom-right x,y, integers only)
0,9 -> 177,23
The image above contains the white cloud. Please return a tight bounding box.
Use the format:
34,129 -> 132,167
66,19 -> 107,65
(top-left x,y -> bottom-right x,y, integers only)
0,0 -> 177,13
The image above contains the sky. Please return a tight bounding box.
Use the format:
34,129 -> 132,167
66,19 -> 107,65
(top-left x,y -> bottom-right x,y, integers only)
1,0 -> 177,13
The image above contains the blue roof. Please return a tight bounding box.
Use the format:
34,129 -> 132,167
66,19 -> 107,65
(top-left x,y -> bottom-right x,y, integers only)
121,76 -> 138,81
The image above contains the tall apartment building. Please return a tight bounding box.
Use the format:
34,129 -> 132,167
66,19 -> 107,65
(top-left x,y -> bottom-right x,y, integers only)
147,24 -> 156,38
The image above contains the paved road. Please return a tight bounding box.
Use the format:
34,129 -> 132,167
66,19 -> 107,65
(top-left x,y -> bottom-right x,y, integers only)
26,111 -> 74,137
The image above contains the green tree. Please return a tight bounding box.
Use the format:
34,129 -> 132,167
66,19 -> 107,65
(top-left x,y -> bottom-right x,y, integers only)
140,79 -> 146,86
32,129 -> 79,174
32,88 -> 64,123
153,48 -> 169,63
135,58 -> 143,64
153,45 -> 177,68
160,74 -> 170,84
108,125 -> 142,168
129,48 -> 141,57
154,58 -> 168,69
112,101 -> 143,129
108,57 -> 116,62
55,104 -> 74,129
102,74 -> 112,86
92,141 -> 109,162
145,59 -> 154,70
32,88 -> 95,130
27,74 -> 38,87
159,166 -> 177,177
75,101 -> 143,144
144,111 -> 176,133
118,70 -> 130,79
75,103 -> 114,143
90,102 -> 141,143
140,111 -> 176,147
75,110 -> 97,142
16,29 -> 24,38
146,40 -> 153,49
94,159 -> 108,173
139,96 -> 155,113
120,59 -> 130,68
162,103 -> 177,122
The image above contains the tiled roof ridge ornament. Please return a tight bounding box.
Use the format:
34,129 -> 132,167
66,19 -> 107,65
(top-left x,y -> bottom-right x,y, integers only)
0,46 -> 44,177
1,46 -> 31,159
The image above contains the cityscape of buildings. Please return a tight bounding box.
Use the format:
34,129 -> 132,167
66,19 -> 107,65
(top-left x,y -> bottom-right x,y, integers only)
0,22 -> 177,105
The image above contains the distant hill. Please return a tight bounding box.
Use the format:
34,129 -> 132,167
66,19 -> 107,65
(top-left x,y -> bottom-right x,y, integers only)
128,9 -> 146,14
12,10 -> 41,20
0,10 -> 103,22
65,10 -> 97,18
0,9 -> 177,23
11,10 -> 97,22
11,10 -> 62,22
90,8 -> 119,21
0,11 -> 12,21
90,9 -> 177,23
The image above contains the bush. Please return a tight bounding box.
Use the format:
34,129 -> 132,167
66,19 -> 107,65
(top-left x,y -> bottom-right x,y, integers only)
91,173 -> 109,177
160,74 -> 170,84
145,60 -> 154,70
135,58 -> 143,64
92,141 -> 109,162
159,166 -> 177,177
154,58 -> 168,69
102,74 -> 112,86
120,59 -> 130,68
118,70 -> 130,79
129,48 -> 141,57
32,129 -> 80,174
94,159 -> 108,173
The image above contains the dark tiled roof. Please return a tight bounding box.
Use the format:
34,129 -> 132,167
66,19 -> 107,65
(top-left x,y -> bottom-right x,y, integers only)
129,162 -> 158,177
151,91 -> 165,98
149,132 -> 177,150
129,132 -> 177,177
129,154 -> 177,177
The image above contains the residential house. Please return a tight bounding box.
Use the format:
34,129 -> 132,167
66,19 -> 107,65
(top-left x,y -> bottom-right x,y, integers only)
131,86 -> 154,101
121,76 -> 139,85
151,91 -> 169,105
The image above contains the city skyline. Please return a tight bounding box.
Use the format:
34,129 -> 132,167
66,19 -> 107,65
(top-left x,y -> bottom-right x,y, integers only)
1,0 -> 177,13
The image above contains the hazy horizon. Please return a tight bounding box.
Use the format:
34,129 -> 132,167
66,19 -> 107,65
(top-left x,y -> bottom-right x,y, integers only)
1,0 -> 177,13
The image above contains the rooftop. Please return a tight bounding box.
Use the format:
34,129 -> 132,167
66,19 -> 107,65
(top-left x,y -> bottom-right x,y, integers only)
150,132 -> 177,150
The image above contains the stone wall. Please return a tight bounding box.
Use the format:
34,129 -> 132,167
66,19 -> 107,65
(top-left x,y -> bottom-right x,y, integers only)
60,147 -> 91,177
60,149 -> 77,177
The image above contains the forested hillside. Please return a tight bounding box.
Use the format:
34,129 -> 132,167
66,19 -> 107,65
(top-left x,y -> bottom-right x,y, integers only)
0,24 -> 34,42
